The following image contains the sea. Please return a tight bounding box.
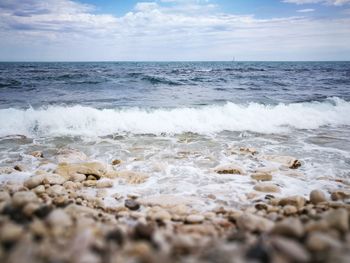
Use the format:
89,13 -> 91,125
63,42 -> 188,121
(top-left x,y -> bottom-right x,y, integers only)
0,61 -> 350,208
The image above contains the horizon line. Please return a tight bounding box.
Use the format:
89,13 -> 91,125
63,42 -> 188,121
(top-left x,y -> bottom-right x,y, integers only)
0,60 -> 350,63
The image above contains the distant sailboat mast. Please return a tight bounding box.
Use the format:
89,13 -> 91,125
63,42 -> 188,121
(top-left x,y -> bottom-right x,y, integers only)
232,56 -> 235,62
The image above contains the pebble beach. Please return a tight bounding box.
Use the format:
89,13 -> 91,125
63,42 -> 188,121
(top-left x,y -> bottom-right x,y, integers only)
0,62 -> 350,262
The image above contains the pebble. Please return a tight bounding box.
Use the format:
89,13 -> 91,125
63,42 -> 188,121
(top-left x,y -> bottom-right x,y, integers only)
32,185 -> 45,195
330,190 -> 350,201
0,191 -> 11,202
237,213 -> 274,232
125,199 -> 140,211
83,180 -> 97,187
324,208 -> 349,232
14,164 -> 25,172
23,175 -> 45,189
0,223 -> 24,243
23,202 -> 40,216
12,191 -> 39,207
263,155 -> 301,169
214,164 -> 245,175
112,159 -> 122,165
254,183 -> 280,193
127,193 -> 141,199
112,193 -> 123,200
30,151 -> 44,158
43,174 -> 66,185
283,205 -> 298,215
185,214 -> 204,224
96,180 -> 114,188
310,189 -> 327,204
149,209 -> 171,221
306,232 -> 342,251
46,209 -> 73,228
251,172 -> 272,181
271,218 -> 304,238
271,237 -> 310,262
278,195 -> 306,209
70,173 -> 86,182
46,185 -> 66,197
63,181 -> 82,190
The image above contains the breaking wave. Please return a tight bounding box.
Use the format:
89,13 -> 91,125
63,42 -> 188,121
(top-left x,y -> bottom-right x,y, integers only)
0,98 -> 349,137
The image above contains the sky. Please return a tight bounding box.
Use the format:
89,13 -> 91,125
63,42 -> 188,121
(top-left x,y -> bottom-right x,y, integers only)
0,0 -> 349,61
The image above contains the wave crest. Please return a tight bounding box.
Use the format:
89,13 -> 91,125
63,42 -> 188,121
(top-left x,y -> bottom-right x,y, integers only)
0,98 -> 349,137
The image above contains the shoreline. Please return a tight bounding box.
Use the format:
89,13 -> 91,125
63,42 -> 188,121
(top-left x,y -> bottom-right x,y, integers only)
0,148 -> 349,262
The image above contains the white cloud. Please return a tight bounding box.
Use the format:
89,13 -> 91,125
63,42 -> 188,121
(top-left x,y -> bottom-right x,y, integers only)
297,8 -> 315,11
0,0 -> 349,61
283,0 -> 350,5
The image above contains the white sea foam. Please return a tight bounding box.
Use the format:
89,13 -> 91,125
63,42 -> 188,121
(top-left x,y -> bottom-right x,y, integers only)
0,98 -> 349,137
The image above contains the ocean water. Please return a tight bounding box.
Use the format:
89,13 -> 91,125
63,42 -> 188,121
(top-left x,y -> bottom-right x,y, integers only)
0,62 -> 350,208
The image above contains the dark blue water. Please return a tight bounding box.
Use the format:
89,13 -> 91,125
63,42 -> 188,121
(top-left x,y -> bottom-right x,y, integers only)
0,61 -> 349,109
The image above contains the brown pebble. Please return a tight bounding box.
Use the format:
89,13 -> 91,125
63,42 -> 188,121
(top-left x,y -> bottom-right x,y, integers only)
112,159 -> 122,165
310,189 -> 327,205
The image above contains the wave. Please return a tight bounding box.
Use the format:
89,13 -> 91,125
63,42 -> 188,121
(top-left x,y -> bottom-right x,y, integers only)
0,98 -> 349,137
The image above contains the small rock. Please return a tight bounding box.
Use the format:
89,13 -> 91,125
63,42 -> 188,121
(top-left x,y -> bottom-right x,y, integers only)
310,189 -> 327,204
12,191 -> 39,207
214,164 -> 245,175
0,191 -> 11,202
271,218 -> 304,238
237,213 -> 274,232
30,151 -> 44,158
63,181 -> 82,190
96,180 -> 113,188
112,159 -> 122,165
254,183 -> 280,193
0,223 -> 23,243
283,205 -> 298,215
86,175 -> 97,180
149,209 -> 171,221
127,193 -> 141,199
14,164 -> 25,172
112,193 -> 123,200
271,237 -> 310,262
133,223 -> 154,241
251,172 -> 272,181
30,219 -> 48,238
46,209 -> 72,228
83,180 -> 97,187
23,202 -> 40,217
263,155 -> 301,169
70,173 -> 86,182
43,174 -> 66,185
33,185 -> 45,194
330,190 -> 350,201
125,199 -> 140,211
185,214 -> 204,224
324,208 -> 349,232
306,232 -> 342,251
46,185 -> 66,197
239,147 -> 257,155
24,175 -> 45,189
53,196 -> 69,207
279,196 -> 306,209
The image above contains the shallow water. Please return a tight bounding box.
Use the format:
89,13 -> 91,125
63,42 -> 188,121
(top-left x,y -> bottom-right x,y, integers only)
0,62 -> 349,208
